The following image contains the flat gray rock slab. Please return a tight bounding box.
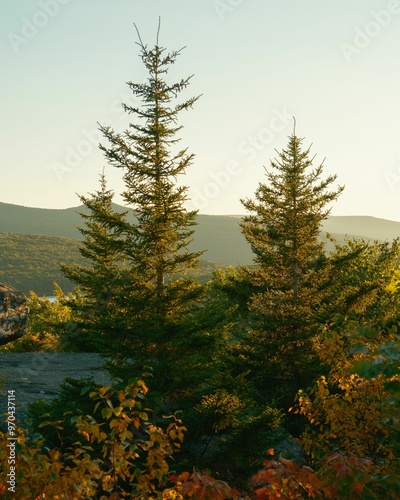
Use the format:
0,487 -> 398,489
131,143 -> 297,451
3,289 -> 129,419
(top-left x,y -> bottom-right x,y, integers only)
0,352 -> 112,427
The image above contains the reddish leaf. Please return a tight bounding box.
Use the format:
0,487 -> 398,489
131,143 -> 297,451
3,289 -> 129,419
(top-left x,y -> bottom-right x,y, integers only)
353,481 -> 364,495
169,471 -> 191,483
255,487 -> 269,500
252,468 -> 277,485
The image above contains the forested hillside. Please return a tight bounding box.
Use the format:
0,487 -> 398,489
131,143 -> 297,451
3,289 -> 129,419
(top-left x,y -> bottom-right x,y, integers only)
0,232 -> 83,294
0,232 -> 226,295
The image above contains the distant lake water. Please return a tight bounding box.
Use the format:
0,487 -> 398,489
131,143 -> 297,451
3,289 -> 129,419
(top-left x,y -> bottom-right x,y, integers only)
42,295 -> 76,302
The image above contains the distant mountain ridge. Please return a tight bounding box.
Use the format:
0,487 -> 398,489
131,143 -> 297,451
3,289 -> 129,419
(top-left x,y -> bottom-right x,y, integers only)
0,202 -> 88,240
2,201 -> 400,246
1,202 -> 400,289
321,215 -> 400,242
0,201 -> 253,266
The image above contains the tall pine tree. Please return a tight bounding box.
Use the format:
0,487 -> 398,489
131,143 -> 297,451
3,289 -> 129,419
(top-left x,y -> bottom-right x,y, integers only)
240,128 -> 344,405
94,24 -> 204,386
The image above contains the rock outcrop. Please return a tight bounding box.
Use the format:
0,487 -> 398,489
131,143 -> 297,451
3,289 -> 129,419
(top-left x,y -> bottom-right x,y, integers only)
0,352 -> 112,426
0,283 -> 28,346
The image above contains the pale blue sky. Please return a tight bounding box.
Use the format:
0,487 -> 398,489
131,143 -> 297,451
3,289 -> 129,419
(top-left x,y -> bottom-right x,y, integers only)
2,0 -> 400,220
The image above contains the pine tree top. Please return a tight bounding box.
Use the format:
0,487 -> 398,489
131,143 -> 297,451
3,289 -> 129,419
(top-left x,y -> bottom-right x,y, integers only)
241,130 -> 344,273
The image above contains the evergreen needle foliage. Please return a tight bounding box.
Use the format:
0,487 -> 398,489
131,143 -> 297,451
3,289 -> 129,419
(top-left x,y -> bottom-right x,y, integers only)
62,175 -> 129,352
63,24 -> 207,393
98,24 -> 203,297
240,129 -> 344,406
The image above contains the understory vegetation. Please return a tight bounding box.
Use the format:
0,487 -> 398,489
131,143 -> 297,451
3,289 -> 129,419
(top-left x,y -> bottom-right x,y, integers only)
1,25 -> 400,499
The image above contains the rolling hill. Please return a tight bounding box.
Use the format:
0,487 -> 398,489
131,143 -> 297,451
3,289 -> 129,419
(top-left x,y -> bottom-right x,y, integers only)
321,216 -> 400,242
1,201 -> 400,295
0,201 -> 255,266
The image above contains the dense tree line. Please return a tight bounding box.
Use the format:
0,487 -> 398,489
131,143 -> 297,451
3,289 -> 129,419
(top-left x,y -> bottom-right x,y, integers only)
1,26 -> 400,497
